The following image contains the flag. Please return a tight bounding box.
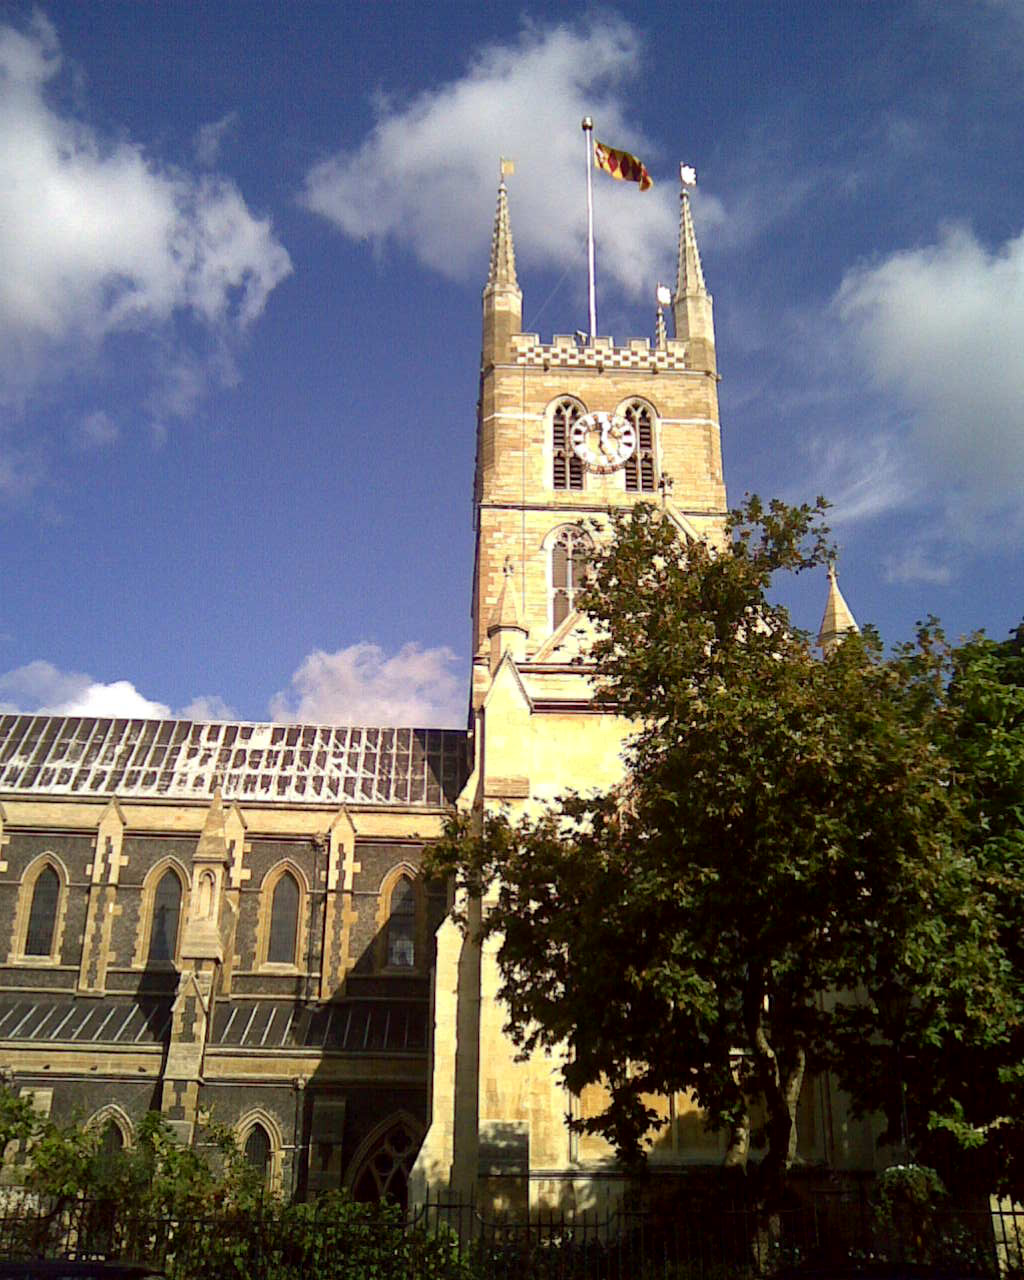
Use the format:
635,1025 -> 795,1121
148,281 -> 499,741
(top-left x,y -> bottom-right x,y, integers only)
593,140 -> 652,191
500,157 -> 515,177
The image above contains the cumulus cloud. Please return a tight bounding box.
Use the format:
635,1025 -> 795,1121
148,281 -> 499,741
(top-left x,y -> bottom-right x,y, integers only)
0,660 -> 171,717
302,17 -> 712,298
837,223 -> 1024,511
0,660 -> 244,720
0,15 -> 291,410
180,694 -> 237,721
270,642 -> 465,728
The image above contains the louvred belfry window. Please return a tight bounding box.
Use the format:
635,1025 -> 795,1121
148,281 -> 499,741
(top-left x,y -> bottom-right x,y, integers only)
551,527 -> 592,629
552,399 -> 584,490
25,866 -> 60,957
623,401 -> 656,492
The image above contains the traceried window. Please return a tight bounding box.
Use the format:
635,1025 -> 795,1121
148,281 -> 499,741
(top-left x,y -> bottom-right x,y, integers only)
147,869 -> 182,966
387,876 -> 416,968
25,866 -> 60,957
268,871 -> 300,965
550,527 -> 592,629
351,1119 -> 420,1211
623,401 -> 656,492
552,399 -> 584,491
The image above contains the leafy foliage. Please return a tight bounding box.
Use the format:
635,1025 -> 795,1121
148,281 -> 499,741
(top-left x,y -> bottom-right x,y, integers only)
0,1090 -> 480,1279
838,623 -> 1024,1192
428,498 -> 1011,1205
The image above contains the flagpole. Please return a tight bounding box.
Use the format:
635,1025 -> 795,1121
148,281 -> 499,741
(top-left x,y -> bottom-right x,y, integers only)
581,116 -> 597,341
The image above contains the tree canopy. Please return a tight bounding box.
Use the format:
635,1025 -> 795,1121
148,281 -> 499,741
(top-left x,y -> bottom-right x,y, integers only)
428,498 -> 1015,1205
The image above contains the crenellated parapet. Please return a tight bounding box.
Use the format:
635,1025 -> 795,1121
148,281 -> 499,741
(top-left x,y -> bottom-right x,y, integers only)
509,333 -> 692,372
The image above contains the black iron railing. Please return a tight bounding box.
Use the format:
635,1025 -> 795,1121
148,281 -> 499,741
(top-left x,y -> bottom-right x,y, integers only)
0,1188 -> 1020,1279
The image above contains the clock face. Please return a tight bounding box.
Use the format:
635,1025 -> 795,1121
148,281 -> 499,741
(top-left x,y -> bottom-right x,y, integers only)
570,411 -> 637,474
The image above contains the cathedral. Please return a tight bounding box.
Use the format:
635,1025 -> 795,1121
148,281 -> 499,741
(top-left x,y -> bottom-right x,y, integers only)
0,175 -> 863,1210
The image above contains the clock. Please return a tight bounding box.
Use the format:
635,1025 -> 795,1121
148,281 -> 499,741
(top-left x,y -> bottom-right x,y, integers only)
569,411 -> 637,474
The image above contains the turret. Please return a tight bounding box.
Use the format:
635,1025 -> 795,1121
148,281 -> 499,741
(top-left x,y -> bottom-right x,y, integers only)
818,562 -> 859,656
672,179 -> 716,373
481,178 -> 522,368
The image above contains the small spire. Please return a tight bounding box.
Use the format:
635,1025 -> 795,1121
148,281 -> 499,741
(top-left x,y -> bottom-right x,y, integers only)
487,557 -> 527,636
818,561 -> 860,656
675,188 -> 707,298
655,283 -> 668,349
195,787 -> 228,862
487,178 -> 518,289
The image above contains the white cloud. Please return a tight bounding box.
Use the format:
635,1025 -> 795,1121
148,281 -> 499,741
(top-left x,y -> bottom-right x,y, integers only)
0,15 -> 291,409
883,546 -> 954,586
180,694 -> 237,721
0,660 -> 171,717
836,223 -> 1024,511
0,660 -> 245,720
805,432 -> 910,524
270,642 -> 465,728
301,17 -> 709,299
195,111 -> 238,167
75,410 -> 118,449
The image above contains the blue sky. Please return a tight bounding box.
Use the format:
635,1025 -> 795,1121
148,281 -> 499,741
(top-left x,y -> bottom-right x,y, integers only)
1,2 -> 1022,728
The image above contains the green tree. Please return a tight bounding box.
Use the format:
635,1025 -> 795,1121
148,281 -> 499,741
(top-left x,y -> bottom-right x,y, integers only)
838,622 -> 1024,1193
428,499 -> 1004,1207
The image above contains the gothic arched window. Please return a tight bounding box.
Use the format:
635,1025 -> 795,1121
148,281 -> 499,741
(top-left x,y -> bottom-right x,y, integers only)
350,1118 -> 421,1211
25,865 -> 60,958
268,871 -> 300,965
386,876 -> 416,968
550,527 -> 592,629
623,401 -> 656,492
147,869 -> 182,967
244,1123 -> 271,1180
552,399 -> 584,491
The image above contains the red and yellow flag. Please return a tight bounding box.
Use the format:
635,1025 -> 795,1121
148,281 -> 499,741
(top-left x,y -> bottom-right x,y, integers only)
593,140 -> 653,191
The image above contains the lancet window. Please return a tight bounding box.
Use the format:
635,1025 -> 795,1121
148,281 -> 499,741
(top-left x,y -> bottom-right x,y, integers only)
268,871 -> 300,965
623,401 -> 657,492
25,865 -> 60,957
147,869 -> 182,966
244,1123 -> 271,1179
386,875 -> 416,968
552,399 -> 584,491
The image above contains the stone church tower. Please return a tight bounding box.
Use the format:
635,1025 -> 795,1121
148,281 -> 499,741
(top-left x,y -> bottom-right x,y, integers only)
413,176 -> 739,1211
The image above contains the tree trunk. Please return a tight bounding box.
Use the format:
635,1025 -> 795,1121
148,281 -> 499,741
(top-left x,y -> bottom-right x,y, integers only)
723,1109 -> 750,1171
743,970 -> 807,1210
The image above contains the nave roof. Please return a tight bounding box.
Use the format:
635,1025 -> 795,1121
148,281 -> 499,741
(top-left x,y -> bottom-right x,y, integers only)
0,714 -> 469,807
